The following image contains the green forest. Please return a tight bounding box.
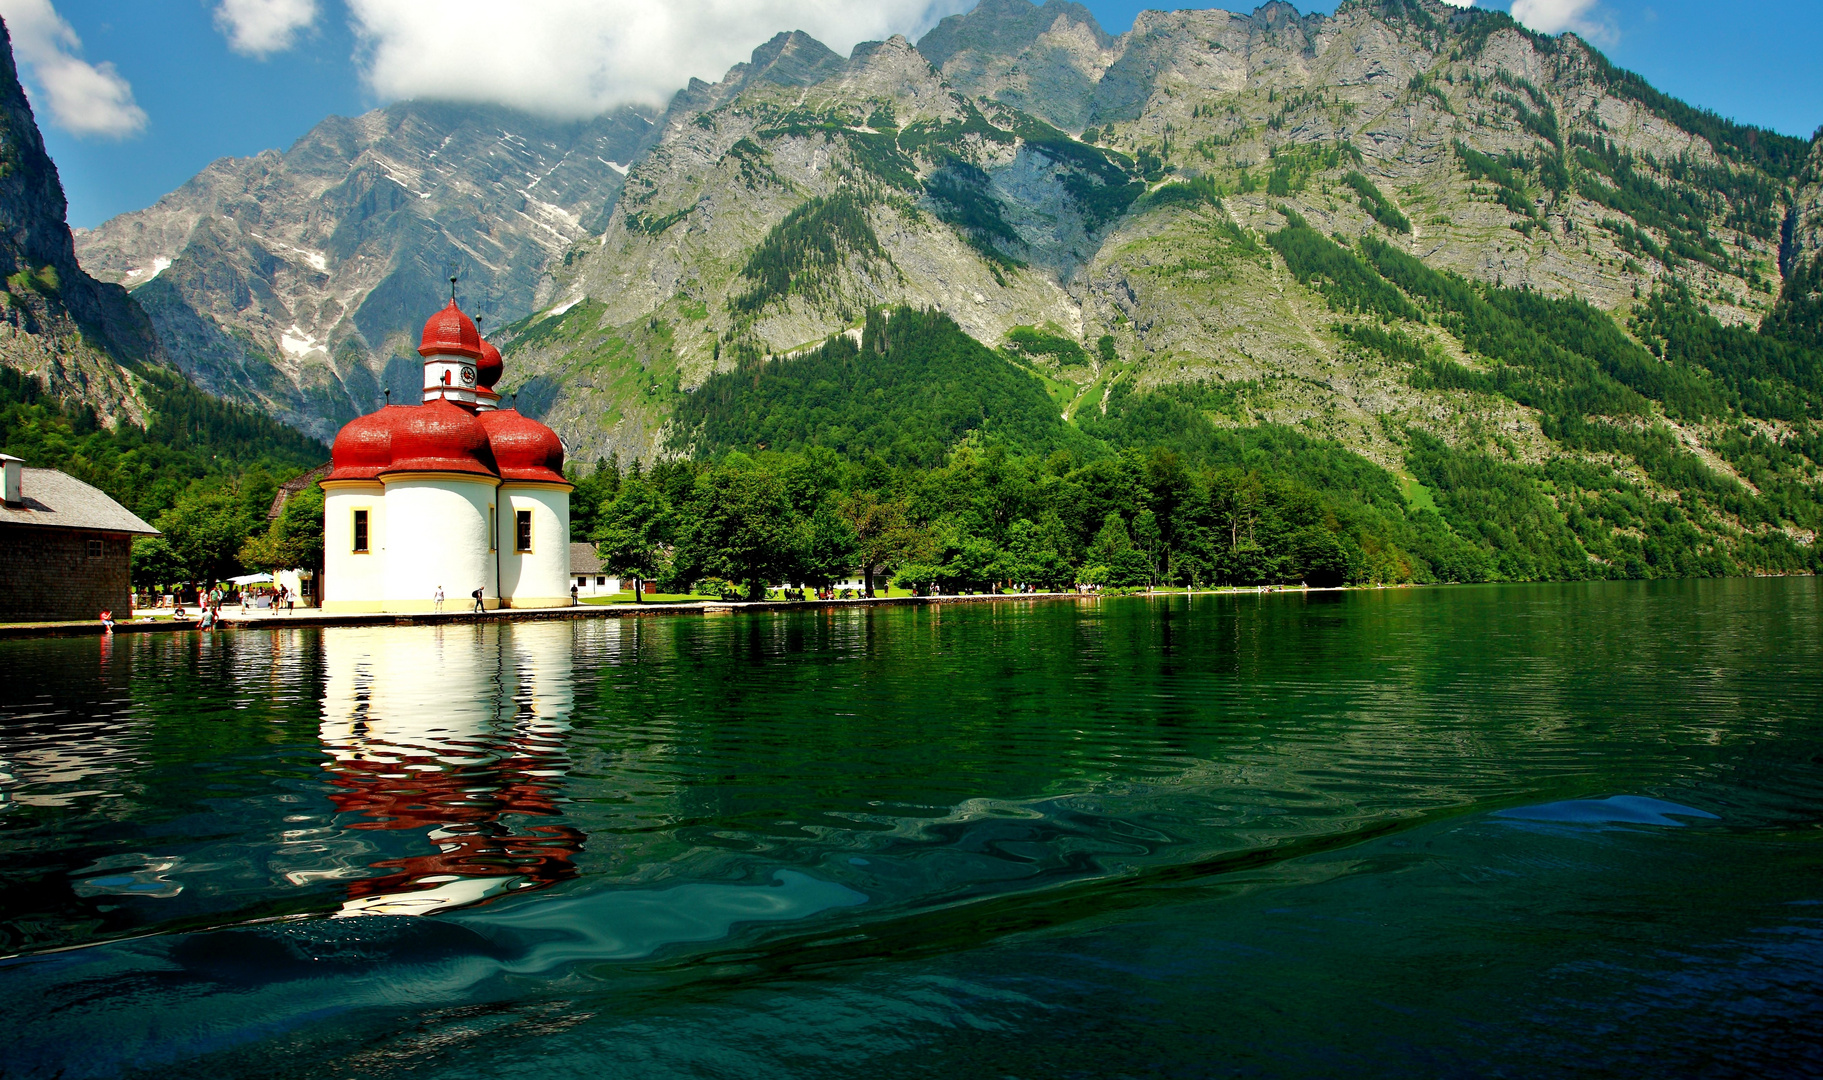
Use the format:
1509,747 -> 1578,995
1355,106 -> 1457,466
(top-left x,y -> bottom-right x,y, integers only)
575,435 -> 1473,601
631,212 -> 1823,595
673,306 -> 1095,466
0,365 -> 329,590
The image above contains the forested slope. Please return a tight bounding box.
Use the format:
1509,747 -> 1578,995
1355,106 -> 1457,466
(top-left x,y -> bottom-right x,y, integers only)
532,0 -> 1823,590
630,259 -> 1819,595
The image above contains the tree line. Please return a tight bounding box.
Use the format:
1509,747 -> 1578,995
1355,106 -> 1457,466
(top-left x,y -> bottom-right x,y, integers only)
570,437 -> 1494,601
0,365 -> 328,591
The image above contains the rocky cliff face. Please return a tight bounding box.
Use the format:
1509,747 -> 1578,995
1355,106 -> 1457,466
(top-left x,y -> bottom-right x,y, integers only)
67,0 -> 1814,483
0,19 -> 165,423
74,100 -> 659,440
492,0 -> 1804,472
918,0 -> 1114,131
1788,134 -> 1823,273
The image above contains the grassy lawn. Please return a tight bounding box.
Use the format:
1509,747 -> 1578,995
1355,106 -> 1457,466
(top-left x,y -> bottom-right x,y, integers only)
580,591 -> 720,605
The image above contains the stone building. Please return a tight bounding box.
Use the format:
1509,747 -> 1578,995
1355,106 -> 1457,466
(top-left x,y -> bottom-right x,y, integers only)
0,454 -> 158,621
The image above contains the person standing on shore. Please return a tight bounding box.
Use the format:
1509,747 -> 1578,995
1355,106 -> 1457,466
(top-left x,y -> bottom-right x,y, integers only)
434,586 -> 445,613
471,587 -> 485,615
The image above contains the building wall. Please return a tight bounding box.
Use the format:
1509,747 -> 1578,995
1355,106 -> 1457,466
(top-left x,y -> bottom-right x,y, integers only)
0,526 -> 132,621
572,572 -> 621,597
323,483 -> 386,611
498,486 -> 571,607
381,476 -> 500,611
275,568 -> 316,608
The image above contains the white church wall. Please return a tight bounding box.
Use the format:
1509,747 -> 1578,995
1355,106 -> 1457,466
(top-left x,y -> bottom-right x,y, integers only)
381,475 -> 501,611
421,351 -> 478,406
322,483 -> 385,612
499,485 -> 572,608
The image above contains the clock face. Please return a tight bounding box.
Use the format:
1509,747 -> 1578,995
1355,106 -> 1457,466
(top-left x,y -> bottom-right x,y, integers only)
460,366 -> 476,386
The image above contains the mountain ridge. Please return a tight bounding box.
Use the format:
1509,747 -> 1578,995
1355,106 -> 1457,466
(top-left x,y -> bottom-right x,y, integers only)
75,99 -> 661,440
493,0 -> 1811,463
67,1 -> 1817,455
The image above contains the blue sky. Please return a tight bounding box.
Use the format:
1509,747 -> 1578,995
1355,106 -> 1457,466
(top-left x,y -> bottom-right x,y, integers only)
15,0 -> 1821,229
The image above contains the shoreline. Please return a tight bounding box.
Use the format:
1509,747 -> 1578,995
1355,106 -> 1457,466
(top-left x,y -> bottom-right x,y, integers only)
1,576 -> 1810,640
0,585 -> 1358,640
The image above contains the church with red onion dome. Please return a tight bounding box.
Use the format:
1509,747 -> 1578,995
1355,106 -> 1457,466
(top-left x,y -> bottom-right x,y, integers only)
318,297 -> 573,612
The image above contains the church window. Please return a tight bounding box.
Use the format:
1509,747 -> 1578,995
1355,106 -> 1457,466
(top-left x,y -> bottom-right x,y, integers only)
516,510 -> 533,552
352,510 -> 369,553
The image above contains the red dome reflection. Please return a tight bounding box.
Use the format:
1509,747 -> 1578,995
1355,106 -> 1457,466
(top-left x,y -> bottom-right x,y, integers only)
316,622 -> 584,915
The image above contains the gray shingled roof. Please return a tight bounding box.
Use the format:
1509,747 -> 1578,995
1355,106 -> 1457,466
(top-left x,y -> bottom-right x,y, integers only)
569,542 -> 601,574
267,463 -> 331,521
0,468 -> 158,535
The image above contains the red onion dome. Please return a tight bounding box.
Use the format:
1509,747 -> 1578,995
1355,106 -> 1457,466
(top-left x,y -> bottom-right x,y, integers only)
418,299 -> 483,359
326,407 -> 399,480
381,399 -> 499,478
478,409 -> 566,484
476,339 -> 503,389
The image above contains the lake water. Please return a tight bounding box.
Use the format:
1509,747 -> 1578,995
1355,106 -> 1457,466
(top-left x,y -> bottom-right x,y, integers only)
1,580 -> 1819,1078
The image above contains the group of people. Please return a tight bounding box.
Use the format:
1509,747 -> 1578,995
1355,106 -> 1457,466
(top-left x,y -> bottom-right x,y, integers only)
431,586 -> 488,614
178,587 -> 229,628
103,581 -> 301,633
254,584 -> 296,613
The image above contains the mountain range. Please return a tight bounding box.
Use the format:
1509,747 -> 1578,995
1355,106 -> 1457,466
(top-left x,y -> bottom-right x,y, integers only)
4,0 -> 1822,578
74,100 -> 659,441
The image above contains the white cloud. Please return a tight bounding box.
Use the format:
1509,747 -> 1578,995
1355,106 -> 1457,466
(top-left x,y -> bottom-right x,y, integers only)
1437,0 -> 1475,7
345,0 -> 970,119
0,0 -> 145,137
215,0 -> 318,57
1510,0 -> 1616,44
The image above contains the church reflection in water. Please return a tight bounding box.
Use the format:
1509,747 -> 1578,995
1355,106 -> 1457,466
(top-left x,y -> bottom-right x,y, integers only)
318,621 -> 584,916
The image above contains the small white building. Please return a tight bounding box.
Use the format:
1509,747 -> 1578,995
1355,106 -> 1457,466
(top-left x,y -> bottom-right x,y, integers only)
320,299 -> 573,612
568,542 -> 621,598
767,569 -> 870,597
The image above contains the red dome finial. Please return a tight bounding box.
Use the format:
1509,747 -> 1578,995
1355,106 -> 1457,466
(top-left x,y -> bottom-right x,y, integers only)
419,299 -> 483,360
477,339 -> 503,389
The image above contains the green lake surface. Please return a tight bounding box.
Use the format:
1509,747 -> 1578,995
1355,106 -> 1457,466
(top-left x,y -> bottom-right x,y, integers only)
0,579 -> 1819,1077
